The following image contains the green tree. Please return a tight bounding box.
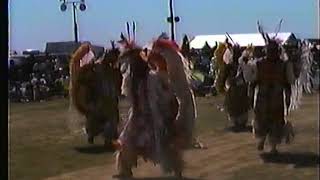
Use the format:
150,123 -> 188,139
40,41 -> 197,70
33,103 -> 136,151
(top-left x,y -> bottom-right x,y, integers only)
181,34 -> 190,58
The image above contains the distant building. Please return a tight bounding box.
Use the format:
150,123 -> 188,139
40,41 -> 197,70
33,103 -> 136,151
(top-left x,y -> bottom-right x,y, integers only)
8,54 -> 31,70
22,49 -> 41,55
190,32 -> 298,49
306,39 -> 320,45
9,50 -> 18,56
45,41 -> 104,57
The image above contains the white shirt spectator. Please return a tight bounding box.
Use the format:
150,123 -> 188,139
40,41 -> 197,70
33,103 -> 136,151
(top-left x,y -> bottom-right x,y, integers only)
40,78 -> 47,85
20,82 -> 27,96
31,77 -> 38,86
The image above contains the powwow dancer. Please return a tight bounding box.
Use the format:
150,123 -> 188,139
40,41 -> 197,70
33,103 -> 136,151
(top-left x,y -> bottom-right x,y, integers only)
103,40 -> 122,97
69,43 -> 119,146
248,21 -> 295,153
283,40 -> 313,113
213,41 -> 228,94
283,43 -> 302,112
298,40 -> 314,94
239,44 -> 257,90
113,33 -> 196,178
223,41 -> 254,130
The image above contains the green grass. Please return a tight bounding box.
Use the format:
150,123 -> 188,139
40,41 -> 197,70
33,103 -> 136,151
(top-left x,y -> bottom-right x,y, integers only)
8,95 -> 319,180
9,99 -> 113,180
227,94 -> 320,180
9,96 -> 227,180
194,96 -> 227,134
229,163 -> 318,180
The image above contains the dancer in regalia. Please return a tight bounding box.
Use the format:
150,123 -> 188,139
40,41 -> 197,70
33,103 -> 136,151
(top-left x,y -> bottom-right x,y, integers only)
249,23 -> 295,153
222,40 -> 251,130
69,43 -> 120,146
113,33 -> 196,178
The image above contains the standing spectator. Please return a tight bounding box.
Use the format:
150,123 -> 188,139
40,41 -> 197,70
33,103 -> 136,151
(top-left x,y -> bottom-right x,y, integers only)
31,73 -> 39,101
39,61 -> 47,75
54,75 -> 65,97
63,75 -> 69,98
46,73 -> 54,95
16,82 -> 22,101
33,62 -> 40,75
17,69 -> 24,82
25,81 -> 33,102
45,58 -> 54,73
54,58 -> 60,71
20,81 -> 28,102
9,82 -> 18,102
9,60 -> 17,81
39,74 -> 49,101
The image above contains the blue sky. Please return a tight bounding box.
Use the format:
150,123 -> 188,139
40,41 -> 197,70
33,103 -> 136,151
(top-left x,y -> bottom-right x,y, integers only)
9,0 -> 317,52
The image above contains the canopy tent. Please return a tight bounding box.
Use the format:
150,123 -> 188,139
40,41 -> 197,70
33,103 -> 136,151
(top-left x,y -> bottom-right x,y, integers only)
190,32 -> 297,49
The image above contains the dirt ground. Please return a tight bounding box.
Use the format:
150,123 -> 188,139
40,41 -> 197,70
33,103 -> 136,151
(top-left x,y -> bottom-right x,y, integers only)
9,94 -> 319,180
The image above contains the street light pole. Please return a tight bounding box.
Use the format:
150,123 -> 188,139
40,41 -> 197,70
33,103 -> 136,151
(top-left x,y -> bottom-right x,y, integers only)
59,0 -> 86,43
167,0 -> 180,41
169,0 -> 175,41
317,0 -> 319,39
72,2 -> 78,42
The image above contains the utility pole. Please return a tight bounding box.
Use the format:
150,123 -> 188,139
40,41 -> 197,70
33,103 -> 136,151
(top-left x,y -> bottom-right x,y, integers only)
59,0 -> 87,43
317,0 -> 320,38
167,0 -> 180,41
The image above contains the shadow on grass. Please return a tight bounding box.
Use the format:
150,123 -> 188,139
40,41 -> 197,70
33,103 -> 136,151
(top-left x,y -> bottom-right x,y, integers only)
260,152 -> 320,168
73,145 -> 114,154
224,125 -> 252,133
131,178 -> 202,180
113,176 -> 202,180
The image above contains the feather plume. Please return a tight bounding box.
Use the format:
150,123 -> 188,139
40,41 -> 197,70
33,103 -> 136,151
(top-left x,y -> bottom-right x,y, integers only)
69,43 -> 91,115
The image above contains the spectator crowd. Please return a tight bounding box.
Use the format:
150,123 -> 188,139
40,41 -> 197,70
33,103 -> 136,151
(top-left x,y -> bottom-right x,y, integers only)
8,40 -> 320,103
9,55 -> 70,103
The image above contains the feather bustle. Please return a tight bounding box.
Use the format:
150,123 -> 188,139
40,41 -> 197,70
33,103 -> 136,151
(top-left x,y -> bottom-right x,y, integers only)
69,43 -> 91,115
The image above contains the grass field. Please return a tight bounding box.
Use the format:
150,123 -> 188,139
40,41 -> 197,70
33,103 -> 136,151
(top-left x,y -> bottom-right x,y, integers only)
9,94 -> 319,180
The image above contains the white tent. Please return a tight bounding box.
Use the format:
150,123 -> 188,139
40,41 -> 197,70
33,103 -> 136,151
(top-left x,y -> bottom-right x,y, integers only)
190,32 -> 296,49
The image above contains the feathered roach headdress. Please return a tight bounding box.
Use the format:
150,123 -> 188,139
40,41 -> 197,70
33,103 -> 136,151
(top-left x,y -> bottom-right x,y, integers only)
240,44 -> 255,60
152,38 -> 180,53
257,19 -> 284,54
117,21 -> 138,50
